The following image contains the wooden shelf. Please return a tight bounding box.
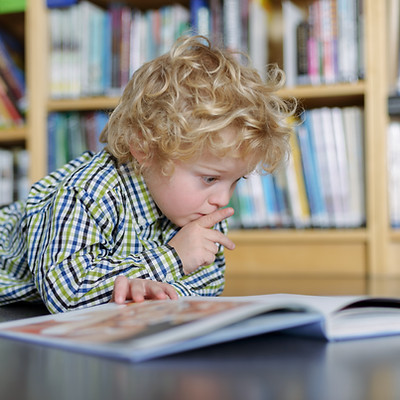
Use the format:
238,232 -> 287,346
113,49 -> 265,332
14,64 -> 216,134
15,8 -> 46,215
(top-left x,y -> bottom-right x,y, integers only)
47,97 -> 120,112
46,82 -> 366,112
228,228 -> 369,243
279,81 -> 366,99
279,81 -> 366,108
0,126 -> 27,143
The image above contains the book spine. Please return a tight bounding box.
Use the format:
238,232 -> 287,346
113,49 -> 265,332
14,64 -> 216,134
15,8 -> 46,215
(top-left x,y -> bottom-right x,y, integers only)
356,0 -> 365,80
296,20 -> 309,85
282,0 -> 304,88
88,6 -> 106,95
273,170 -> 292,227
343,106 -> 365,226
388,120 -> 400,227
0,75 -> 23,126
307,109 -> 333,226
14,148 -> 30,202
0,33 -> 25,101
307,2 -> 320,86
110,4 -> 123,93
331,106 -> 351,227
320,0 -> 337,84
247,172 -> 270,228
49,9 -> 63,98
223,0 -> 242,52
296,120 -> 325,227
102,11 -> 112,91
210,0 -> 223,45
336,0 -> 358,82
190,0 -> 211,37
93,112 -> 108,153
249,0 -> 269,81
120,6 -> 132,89
261,173 -> 279,227
286,128 -> 311,227
319,107 -> 344,227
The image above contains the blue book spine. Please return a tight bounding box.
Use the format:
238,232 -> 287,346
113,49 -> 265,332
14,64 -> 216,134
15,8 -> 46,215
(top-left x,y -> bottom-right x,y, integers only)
190,0 -> 210,37
102,12 -> 112,93
261,173 -> 278,227
94,112 -> 108,152
302,112 -> 329,226
47,113 -> 57,173
46,0 -> 78,8
296,120 -> 325,227
0,33 -> 25,100
272,173 -> 292,228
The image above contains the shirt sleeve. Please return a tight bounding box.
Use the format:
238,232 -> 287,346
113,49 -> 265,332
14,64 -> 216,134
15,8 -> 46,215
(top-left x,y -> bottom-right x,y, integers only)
26,186 -> 185,313
169,221 -> 227,298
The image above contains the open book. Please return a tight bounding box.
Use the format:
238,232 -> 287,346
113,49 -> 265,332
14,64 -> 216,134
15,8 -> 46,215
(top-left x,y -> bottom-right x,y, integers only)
0,294 -> 400,362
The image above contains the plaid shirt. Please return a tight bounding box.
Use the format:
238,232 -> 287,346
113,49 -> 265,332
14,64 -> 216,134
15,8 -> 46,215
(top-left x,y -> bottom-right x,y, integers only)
0,151 -> 227,313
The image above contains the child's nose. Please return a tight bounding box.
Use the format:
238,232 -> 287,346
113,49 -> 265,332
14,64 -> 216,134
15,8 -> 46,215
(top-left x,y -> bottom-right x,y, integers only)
209,189 -> 231,208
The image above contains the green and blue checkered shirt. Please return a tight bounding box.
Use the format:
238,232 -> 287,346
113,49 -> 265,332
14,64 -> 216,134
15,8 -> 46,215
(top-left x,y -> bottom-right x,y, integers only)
0,151 -> 227,313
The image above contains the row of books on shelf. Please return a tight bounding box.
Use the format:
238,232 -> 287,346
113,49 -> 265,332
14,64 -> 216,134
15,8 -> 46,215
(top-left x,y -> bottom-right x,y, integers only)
0,28 -> 25,128
48,0 -> 273,98
283,0 -> 364,87
47,0 -> 365,101
47,111 -> 107,172
229,106 -> 365,229
49,1 -> 190,99
0,147 -> 29,206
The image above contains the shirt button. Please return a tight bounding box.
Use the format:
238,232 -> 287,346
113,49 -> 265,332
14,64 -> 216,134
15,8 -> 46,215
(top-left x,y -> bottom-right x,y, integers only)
138,217 -> 146,226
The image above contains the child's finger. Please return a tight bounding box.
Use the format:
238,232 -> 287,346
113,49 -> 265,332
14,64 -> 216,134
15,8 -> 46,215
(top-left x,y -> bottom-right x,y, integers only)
112,276 -> 130,304
130,279 -> 146,303
163,284 -> 179,300
197,207 -> 234,228
209,229 -> 235,250
146,282 -> 178,300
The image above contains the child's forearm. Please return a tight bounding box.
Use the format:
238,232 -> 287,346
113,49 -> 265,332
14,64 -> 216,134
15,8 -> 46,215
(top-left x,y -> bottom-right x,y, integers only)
32,244 -> 184,313
33,244 -> 225,313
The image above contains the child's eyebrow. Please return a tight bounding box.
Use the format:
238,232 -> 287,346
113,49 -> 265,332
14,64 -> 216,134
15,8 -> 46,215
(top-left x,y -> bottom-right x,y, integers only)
196,166 -> 230,175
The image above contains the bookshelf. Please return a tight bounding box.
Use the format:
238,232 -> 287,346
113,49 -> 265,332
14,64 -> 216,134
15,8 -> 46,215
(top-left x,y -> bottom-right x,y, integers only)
1,0 -> 395,295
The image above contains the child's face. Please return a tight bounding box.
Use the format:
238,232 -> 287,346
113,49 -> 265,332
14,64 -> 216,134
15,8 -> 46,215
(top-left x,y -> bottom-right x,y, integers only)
142,131 -> 249,227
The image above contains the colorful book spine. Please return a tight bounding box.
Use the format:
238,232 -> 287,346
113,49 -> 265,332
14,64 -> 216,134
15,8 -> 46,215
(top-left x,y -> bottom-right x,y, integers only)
0,32 -> 25,101
0,74 -> 23,126
190,0 -> 210,37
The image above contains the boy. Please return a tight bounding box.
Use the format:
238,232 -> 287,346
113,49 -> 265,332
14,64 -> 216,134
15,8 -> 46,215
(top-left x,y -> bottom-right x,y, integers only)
0,36 -> 293,313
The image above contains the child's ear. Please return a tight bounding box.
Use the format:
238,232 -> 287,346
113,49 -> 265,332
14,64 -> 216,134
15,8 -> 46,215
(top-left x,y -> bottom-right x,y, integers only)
129,144 -> 146,165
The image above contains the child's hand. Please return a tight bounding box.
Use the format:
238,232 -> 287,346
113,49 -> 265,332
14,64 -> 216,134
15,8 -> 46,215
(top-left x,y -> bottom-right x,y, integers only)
168,207 -> 235,274
111,276 -> 178,304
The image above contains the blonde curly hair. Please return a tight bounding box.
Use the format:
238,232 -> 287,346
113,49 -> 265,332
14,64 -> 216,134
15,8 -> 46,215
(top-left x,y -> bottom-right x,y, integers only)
100,35 -> 295,175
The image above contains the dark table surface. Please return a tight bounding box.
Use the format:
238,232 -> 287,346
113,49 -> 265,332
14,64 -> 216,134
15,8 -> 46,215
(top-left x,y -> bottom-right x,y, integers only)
1,303 -> 400,400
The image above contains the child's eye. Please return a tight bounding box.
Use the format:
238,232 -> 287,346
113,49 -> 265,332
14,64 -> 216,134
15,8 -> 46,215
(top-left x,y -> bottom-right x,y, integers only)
235,176 -> 248,184
202,176 -> 217,184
